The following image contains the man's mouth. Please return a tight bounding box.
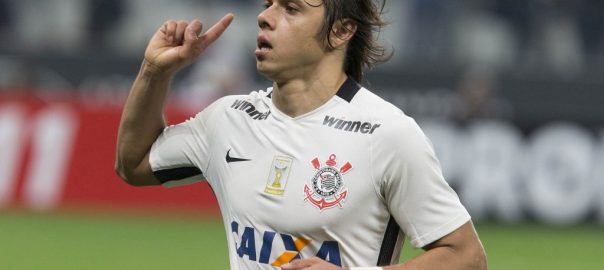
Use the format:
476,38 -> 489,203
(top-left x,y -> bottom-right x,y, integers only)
257,36 -> 273,51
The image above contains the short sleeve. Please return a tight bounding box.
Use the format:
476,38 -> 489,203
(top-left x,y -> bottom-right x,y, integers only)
372,115 -> 470,248
149,97 -> 226,187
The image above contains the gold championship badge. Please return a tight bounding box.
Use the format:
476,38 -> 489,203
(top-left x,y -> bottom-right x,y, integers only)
265,156 -> 293,195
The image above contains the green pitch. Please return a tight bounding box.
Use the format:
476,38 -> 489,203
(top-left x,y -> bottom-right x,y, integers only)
1,211 -> 603,269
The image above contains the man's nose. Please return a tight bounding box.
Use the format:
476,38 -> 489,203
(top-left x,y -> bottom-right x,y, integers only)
257,6 -> 275,30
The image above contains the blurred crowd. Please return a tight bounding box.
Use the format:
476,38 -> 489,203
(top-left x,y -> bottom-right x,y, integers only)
402,0 -> 604,72
0,0 -> 602,112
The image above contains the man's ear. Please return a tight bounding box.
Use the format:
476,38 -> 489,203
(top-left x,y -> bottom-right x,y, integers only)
330,19 -> 357,48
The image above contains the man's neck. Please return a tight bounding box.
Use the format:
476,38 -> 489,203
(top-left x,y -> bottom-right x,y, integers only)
271,71 -> 348,118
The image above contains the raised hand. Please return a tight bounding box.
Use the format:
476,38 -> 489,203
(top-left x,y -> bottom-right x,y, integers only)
143,14 -> 234,75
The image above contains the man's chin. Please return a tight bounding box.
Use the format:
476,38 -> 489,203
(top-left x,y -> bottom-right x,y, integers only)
256,62 -> 277,78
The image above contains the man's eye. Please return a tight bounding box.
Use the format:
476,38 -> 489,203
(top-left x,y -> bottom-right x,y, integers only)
263,2 -> 271,9
285,5 -> 298,13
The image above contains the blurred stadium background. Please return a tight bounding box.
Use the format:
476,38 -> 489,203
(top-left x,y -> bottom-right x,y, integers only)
1,0 -> 603,269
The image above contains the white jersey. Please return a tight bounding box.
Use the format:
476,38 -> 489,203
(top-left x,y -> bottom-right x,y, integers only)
149,78 -> 470,269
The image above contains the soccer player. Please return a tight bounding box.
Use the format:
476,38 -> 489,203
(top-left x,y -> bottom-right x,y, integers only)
115,1 -> 487,269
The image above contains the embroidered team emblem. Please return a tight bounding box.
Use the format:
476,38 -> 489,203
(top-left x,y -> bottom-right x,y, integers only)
304,154 -> 352,210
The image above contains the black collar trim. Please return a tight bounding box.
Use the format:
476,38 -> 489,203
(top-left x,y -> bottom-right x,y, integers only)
265,77 -> 361,102
336,77 -> 362,103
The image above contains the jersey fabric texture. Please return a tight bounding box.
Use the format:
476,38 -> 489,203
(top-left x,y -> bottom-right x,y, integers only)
149,78 -> 471,269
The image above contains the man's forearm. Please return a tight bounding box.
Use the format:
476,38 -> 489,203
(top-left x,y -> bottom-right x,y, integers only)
115,62 -> 173,176
384,222 -> 487,270
384,245 -> 486,270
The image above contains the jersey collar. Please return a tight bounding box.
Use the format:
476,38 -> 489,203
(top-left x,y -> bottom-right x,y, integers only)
335,77 -> 362,103
266,77 -> 362,103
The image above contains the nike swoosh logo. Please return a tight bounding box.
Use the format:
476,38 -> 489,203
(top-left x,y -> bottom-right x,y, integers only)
226,149 -> 251,163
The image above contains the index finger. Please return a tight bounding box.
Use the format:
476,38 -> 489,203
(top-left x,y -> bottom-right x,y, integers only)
199,13 -> 235,47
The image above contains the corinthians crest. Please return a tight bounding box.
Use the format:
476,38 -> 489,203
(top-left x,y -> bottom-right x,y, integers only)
304,154 -> 353,210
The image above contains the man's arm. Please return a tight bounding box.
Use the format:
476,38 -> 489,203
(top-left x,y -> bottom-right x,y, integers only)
115,15 -> 234,186
390,221 -> 487,270
281,221 -> 487,270
114,62 -> 172,186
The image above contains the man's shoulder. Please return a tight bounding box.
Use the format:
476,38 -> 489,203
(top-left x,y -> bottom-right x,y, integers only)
352,88 -> 413,125
198,89 -> 272,122
205,89 -> 272,111
352,88 -> 425,142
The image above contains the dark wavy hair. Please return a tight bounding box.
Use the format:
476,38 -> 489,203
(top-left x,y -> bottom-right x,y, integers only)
312,0 -> 390,82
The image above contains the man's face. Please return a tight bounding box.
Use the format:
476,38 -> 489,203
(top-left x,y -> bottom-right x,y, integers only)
256,0 -> 327,80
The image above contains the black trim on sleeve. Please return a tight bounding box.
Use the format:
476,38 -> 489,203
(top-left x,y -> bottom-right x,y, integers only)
335,77 -> 362,103
153,167 -> 202,184
376,216 -> 401,266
